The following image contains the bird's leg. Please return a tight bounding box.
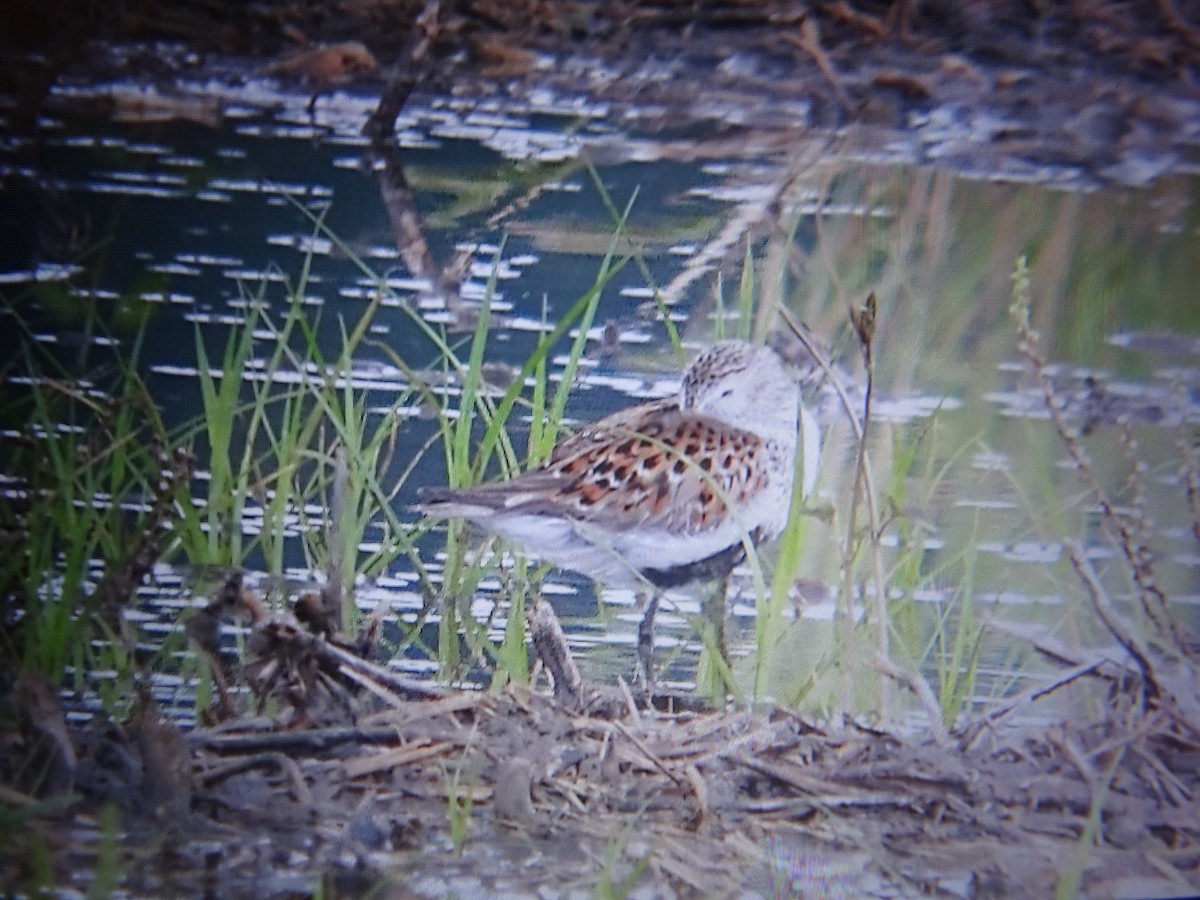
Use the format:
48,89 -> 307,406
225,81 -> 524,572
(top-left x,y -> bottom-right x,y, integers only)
636,590 -> 660,696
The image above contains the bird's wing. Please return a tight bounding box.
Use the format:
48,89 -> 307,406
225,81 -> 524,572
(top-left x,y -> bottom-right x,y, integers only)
425,402 -> 772,535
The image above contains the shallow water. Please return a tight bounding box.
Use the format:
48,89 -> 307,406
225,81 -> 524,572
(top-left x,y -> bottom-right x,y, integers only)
3,65 -> 1200,725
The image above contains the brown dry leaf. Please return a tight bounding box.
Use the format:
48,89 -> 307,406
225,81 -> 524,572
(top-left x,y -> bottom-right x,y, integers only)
824,0 -> 887,39
470,34 -> 541,78
266,42 -> 379,83
784,16 -> 852,110
1127,36 -> 1177,67
939,53 -> 985,83
995,69 -> 1032,89
872,71 -> 931,100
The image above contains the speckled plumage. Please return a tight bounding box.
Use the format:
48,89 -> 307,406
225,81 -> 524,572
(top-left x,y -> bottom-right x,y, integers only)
418,340 -> 802,590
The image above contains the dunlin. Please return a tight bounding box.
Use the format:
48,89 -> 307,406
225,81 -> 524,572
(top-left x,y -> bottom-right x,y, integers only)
419,339 -> 810,687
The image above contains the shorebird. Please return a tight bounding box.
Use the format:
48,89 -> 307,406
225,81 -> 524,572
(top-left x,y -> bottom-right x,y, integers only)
418,339 -> 814,689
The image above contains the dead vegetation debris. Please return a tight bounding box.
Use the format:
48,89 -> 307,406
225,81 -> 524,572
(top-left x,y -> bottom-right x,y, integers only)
12,697 -> 1200,896
4,582 -> 1200,897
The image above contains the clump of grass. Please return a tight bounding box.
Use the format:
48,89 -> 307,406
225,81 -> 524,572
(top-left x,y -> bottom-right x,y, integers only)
353,188 -> 652,687
443,765 -> 473,851
441,730 -> 481,853
0,307 -> 180,697
174,267 -> 426,600
179,285 -> 263,570
2,229 -> 447,727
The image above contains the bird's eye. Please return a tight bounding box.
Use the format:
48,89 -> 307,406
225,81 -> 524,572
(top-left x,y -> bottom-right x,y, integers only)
719,388 -> 734,399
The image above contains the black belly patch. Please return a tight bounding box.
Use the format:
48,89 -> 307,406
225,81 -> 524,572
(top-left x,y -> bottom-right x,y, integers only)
640,529 -> 763,589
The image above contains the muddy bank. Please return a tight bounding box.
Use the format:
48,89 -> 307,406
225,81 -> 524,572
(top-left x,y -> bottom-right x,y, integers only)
6,572 -> 1200,897
5,1 -> 1200,187
6,666 -> 1199,897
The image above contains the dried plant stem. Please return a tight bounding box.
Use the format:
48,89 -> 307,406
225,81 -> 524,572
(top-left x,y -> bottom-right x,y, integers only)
1116,422 -> 1153,543
842,294 -> 893,717
779,306 -> 864,442
871,654 -> 948,745
527,596 -> 583,707
1065,542 -> 1159,700
783,300 -> 898,720
1009,259 -> 1183,656
958,658 -> 1106,751
320,445 -> 348,635
1172,379 -> 1200,548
